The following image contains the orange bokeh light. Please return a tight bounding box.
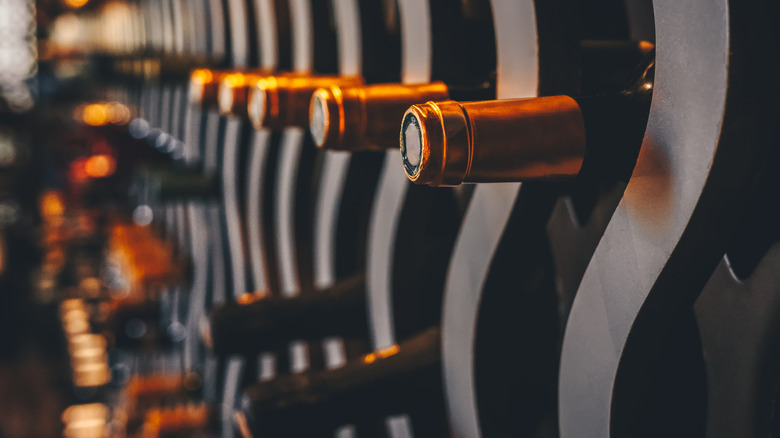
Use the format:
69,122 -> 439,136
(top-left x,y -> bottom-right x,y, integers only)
41,191 -> 65,217
76,102 -> 130,126
107,102 -> 131,125
190,69 -> 214,85
362,344 -> 399,364
223,73 -> 246,88
70,157 -> 88,182
64,0 -> 89,8
84,154 -> 116,178
81,103 -> 109,126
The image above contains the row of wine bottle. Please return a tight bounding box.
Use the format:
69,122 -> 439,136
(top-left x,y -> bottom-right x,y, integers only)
57,0 -> 780,435
94,0 -> 656,431
180,39 -> 653,189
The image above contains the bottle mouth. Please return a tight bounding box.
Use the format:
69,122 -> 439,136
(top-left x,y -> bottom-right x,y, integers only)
400,100 -> 471,186
401,111 -> 424,179
309,90 -> 329,147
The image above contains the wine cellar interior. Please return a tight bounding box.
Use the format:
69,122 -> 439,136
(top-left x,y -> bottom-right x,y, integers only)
0,0 -> 778,436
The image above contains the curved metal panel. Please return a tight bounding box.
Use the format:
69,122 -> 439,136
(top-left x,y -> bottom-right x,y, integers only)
255,0 -> 279,70
559,1 -> 731,436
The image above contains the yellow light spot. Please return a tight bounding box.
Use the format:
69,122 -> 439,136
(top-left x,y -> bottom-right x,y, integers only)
363,344 -> 399,364
256,76 -> 277,91
40,191 -> 65,217
237,292 -> 265,305
191,69 -> 214,84
81,103 -> 109,126
376,344 -> 399,358
223,73 -> 246,88
63,0 -> 89,8
107,101 -> 131,125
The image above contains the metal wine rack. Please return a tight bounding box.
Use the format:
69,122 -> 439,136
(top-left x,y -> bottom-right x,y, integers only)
45,0 -> 780,436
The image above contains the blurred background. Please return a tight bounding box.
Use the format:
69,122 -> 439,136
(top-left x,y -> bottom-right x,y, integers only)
1,1 -> 181,435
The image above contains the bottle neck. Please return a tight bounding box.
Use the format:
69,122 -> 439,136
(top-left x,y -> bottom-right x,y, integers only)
575,53 -> 654,182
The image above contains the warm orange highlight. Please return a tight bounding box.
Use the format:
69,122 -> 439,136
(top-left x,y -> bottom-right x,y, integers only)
363,344 -> 399,363
107,102 -> 131,124
40,191 -> 65,218
376,344 -> 400,358
81,103 -> 109,126
190,68 -> 214,85
64,0 -> 89,8
222,73 -> 246,88
237,292 -> 266,305
84,154 -> 116,178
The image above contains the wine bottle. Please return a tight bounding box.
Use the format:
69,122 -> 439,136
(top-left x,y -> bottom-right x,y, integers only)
188,68 -> 271,110
309,40 -> 653,153
139,56 -> 218,82
401,52 -> 654,186
309,82 -> 452,151
217,71 -> 274,117
235,326 -> 444,437
203,274 -> 367,357
246,74 -> 363,130
188,68 -> 231,109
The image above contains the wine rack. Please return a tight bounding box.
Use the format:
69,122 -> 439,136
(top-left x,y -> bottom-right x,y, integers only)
7,0 -> 777,436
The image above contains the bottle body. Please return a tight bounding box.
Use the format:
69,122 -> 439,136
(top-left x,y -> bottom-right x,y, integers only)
237,327 -> 443,437
204,274 -> 368,357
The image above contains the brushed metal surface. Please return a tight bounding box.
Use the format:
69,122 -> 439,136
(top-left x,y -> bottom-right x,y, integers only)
559,1 -> 731,436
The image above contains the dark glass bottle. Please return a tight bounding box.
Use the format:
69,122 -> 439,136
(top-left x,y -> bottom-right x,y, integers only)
236,327 -> 443,437
401,52 -> 654,186
309,40 -> 652,153
203,274 -> 368,357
